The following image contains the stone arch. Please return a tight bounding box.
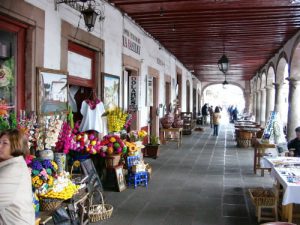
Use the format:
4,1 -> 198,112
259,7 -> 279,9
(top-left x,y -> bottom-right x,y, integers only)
267,65 -> 275,86
256,76 -> 261,91
260,73 -> 267,89
201,81 -> 245,96
201,83 -> 245,112
275,56 -> 289,126
290,35 -> 300,79
276,57 -> 289,84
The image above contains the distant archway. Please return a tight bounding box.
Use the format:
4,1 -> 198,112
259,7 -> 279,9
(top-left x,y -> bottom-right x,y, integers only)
202,84 -> 245,114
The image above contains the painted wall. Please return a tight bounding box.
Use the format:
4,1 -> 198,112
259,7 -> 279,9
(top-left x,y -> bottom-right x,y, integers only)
23,0 -> 200,129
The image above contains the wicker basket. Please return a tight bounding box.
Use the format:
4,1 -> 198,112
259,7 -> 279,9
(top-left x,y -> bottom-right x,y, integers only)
249,188 -> 276,207
39,198 -> 63,211
105,155 -> 121,168
239,131 -> 253,139
89,189 -> 113,222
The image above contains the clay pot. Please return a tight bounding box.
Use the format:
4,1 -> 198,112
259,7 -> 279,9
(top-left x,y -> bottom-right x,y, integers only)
161,114 -> 174,129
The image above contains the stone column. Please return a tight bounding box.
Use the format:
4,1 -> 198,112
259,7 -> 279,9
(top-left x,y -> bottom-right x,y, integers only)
244,90 -> 251,114
255,91 -> 261,124
252,92 -> 256,118
287,79 -> 300,140
260,88 -> 266,126
274,83 -> 284,112
265,85 -> 275,122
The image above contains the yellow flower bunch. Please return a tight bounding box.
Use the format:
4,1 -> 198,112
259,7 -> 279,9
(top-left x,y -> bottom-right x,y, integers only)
47,176 -> 54,187
32,176 -> 43,188
40,183 -> 79,200
107,107 -> 128,132
138,130 -> 147,139
51,161 -> 58,171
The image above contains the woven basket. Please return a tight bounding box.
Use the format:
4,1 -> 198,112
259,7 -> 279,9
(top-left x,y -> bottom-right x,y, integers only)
39,198 -> 63,211
239,131 -> 253,139
237,139 -> 252,148
249,188 -> 276,207
89,189 -> 113,222
105,155 -> 121,168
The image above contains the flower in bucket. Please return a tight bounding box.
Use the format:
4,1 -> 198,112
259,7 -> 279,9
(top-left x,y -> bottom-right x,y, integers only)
55,121 -> 75,154
101,134 -> 127,157
128,130 -> 147,142
73,131 -> 103,155
125,141 -> 145,156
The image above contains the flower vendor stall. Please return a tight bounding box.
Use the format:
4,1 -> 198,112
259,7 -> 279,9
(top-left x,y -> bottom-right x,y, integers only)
0,105 -> 154,223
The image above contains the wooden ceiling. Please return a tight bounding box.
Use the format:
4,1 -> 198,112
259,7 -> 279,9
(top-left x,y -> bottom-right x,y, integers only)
108,0 -> 300,82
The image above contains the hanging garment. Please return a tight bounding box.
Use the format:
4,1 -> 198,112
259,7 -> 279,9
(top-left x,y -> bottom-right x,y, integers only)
68,86 -> 80,112
79,100 -> 105,133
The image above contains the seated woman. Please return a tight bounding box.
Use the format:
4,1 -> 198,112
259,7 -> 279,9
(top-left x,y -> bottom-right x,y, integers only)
287,127 -> 300,157
0,129 -> 34,225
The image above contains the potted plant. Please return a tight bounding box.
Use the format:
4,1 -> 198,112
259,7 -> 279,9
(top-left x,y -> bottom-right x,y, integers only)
144,135 -> 160,159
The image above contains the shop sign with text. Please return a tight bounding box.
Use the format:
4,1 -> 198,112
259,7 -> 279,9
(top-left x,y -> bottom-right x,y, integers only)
129,76 -> 139,111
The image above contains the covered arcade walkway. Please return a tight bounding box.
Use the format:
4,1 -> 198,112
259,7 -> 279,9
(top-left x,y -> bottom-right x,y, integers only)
104,123 -> 274,225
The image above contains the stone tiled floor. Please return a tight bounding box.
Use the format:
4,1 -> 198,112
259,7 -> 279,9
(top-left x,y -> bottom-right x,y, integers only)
101,124 -> 275,225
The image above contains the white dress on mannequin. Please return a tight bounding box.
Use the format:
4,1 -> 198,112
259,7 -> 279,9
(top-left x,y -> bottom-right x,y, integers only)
79,99 -> 105,133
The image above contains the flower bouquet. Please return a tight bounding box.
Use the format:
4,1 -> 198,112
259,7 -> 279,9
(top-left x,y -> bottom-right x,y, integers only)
128,130 -> 147,142
26,156 -> 58,194
125,141 -> 145,156
107,107 -> 128,132
101,134 -> 127,157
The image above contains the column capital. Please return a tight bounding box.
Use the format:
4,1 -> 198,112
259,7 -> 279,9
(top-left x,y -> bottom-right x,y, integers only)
265,85 -> 274,90
286,77 -> 300,85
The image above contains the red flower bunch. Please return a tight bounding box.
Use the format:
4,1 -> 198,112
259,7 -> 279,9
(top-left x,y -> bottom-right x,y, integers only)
55,122 -> 75,154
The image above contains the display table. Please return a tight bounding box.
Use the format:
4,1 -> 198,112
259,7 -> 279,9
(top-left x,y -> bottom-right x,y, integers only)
253,139 -> 276,176
38,191 -> 89,225
161,128 -> 183,148
263,157 -> 300,222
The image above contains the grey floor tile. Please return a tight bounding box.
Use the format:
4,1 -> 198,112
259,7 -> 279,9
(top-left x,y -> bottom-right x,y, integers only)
100,124 -> 275,225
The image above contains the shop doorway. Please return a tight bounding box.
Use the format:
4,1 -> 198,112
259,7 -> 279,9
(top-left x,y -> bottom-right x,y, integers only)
177,73 -> 182,107
165,81 -> 171,110
0,16 -> 27,114
186,80 -> 191,112
124,68 -> 139,130
150,76 -> 158,136
193,88 -> 196,117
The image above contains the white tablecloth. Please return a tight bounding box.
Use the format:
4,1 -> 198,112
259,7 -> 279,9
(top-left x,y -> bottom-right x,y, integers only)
264,157 -> 300,205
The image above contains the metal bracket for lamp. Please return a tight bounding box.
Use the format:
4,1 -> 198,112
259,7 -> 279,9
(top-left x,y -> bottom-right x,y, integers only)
55,0 -> 105,32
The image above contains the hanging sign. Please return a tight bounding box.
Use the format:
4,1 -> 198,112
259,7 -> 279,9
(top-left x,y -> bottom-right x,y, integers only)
147,76 -> 153,106
128,76 -> 139,112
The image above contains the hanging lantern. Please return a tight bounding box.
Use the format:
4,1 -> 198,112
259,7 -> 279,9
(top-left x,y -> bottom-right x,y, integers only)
218,54 -> 229,74
81,4 -> 98,32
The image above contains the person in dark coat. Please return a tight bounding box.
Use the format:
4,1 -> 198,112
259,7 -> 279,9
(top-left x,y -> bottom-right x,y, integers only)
201,104 -> 209,125
288,126 -> 300,157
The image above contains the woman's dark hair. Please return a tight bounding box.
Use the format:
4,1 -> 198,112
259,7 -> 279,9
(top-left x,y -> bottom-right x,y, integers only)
0,129 -> 29,157
214,107 -> 220,113
295,127 -> 300,132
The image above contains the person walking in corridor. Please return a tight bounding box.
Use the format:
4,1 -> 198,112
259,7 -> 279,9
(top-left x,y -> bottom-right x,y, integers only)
213,107 -> 221,136
201,103 -> 209,125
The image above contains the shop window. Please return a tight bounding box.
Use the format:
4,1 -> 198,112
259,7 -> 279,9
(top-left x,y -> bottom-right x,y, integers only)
0,16 -> 26,115
67,42 -> 97,122
68,41 -> 96,88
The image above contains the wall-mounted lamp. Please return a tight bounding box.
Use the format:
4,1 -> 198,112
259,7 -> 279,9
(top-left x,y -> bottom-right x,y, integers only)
55,0 -> 105,32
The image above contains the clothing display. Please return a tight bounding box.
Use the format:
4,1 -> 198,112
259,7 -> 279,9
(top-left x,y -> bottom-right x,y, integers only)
79,99 -> 105,133
0,156 -> 35,225
68,86 -> 80,113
